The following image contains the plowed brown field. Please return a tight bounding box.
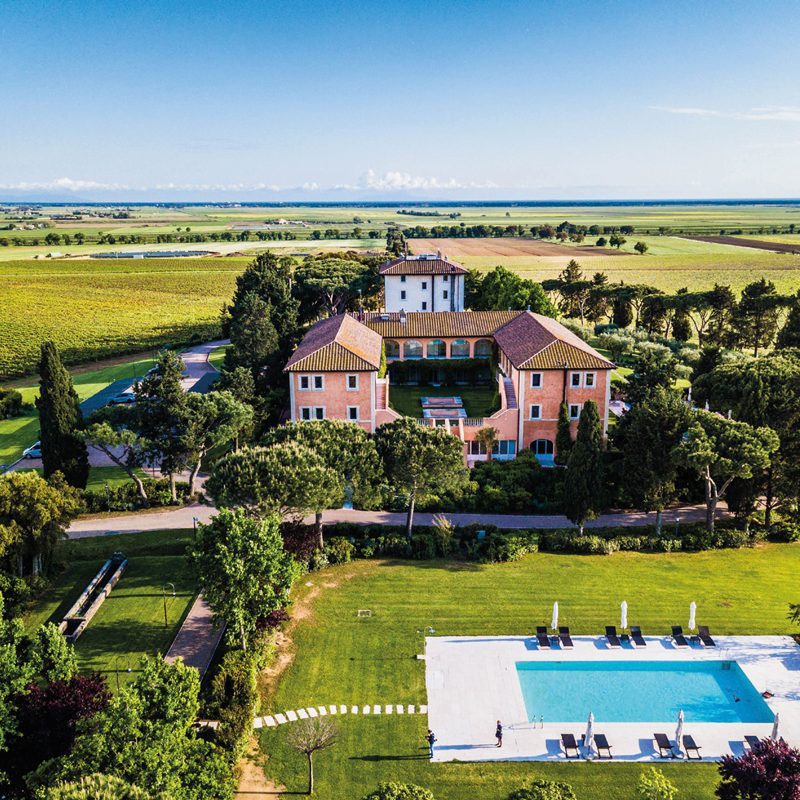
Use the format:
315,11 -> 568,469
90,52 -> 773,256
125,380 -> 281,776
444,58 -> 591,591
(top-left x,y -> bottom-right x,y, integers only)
408,237 -> 627,258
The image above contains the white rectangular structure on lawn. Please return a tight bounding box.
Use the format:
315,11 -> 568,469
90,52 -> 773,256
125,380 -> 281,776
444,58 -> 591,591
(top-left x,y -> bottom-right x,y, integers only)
424,635 -> 800,762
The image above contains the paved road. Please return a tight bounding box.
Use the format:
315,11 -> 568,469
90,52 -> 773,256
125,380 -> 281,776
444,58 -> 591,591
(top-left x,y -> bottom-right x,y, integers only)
180,339 -> 228,393
68,502 -> 720,538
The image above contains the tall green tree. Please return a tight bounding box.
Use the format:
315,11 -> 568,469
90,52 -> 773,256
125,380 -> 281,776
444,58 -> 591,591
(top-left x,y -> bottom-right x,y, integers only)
705,284 -> 738,348
0,471 -> 81,576
36,342 -> 89,488
474,266 -> 556,316
180,391 -> 253,495
563,401 -> 604,534
294,257 -> 375,317
776,291 -> 800,349
554,402 -> 573,465
188,509 -> 298,650
374,417 -> 468,536
673,411 -> 779,532
206,442 -> 343,547
133,351 -> 189,501
615,388 -> 690,534
731,278 -> 786,356
222,252 -> 300,383
692,352 -> 800,523
260,420 -> 383,510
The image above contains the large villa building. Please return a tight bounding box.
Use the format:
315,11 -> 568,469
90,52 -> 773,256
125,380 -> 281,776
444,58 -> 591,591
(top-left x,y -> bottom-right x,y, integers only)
285,254 -> 613,465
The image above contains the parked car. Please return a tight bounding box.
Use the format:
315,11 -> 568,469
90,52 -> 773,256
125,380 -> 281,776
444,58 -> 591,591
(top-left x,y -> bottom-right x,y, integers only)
108,391 -> 136,405
23,442 -> 42,459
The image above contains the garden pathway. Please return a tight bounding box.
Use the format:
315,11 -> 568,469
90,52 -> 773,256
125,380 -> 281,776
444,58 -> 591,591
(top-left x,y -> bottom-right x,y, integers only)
164,594 -> 225,679
253,704 -> 428,729
68,503 -> 722,538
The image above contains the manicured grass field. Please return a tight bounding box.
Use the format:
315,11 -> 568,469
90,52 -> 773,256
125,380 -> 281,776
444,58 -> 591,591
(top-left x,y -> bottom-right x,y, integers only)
26,529 -> 196,689
389,385 -> 500,418
260,546 -> 799,798
0,354 -> 156,465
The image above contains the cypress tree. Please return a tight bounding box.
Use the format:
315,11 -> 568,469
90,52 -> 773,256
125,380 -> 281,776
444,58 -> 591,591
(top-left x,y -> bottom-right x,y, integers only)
35,341 -> 89,488
563,401 -> 604,534
554,402 -> 573,465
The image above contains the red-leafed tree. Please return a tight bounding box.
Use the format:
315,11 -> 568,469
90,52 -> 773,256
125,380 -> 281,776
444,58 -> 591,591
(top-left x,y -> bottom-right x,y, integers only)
5,674 -> 111,784
717,738 -> 800,800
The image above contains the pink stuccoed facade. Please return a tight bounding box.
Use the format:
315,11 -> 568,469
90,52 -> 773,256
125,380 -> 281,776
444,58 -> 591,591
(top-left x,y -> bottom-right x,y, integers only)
283,256 -> 614,466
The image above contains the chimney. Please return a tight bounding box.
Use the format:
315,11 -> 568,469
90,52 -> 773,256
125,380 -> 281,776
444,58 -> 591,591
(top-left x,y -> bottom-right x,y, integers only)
399,308 -> 407,324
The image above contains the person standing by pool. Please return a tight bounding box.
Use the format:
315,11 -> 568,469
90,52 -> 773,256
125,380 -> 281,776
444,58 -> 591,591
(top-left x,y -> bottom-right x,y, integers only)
495,720 -> 503,748
426,729 -> 437,758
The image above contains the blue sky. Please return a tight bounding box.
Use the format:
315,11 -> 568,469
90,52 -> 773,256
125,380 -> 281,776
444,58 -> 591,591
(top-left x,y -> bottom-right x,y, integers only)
2,0 -> 800,200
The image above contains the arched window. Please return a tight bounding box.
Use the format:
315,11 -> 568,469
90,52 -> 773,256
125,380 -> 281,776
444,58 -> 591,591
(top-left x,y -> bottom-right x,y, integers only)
474,339 -> 493,358
427,339 -> 446,358
404,340 -> 423,359
384,340 -> 400,359
451,339 -> 470,358
532,439 -> 555,465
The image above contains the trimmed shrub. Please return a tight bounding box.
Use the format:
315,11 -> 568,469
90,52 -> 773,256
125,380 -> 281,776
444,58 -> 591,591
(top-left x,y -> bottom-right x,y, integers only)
508,779 -> 577,800
0,387 -> 23,419
324,536 -> 355,565
209,649 -> 259,761
768,521 -> 800,542
363,783 -> 435,800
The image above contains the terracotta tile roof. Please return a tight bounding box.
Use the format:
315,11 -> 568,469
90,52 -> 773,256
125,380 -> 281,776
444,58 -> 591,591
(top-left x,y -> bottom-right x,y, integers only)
380,255 -> 469,275
361,311 -> 521,338
285,314 -> 382,372
493,312 -> 613,370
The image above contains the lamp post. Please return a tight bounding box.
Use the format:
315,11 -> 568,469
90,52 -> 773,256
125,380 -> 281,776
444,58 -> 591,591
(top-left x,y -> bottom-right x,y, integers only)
162,582 -> 175,628
114,657 -> 132,691
192,516 -> 199,540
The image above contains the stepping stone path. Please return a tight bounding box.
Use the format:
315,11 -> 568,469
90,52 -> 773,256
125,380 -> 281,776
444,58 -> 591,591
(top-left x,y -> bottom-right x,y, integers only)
253,703 -> 426,729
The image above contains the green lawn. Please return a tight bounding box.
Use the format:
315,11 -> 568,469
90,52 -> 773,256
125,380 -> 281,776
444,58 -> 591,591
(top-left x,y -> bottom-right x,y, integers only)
260,545 -> 799,799
26,529 -> 196,689
208,343 -> 230,371
0,354 -> 156,466
389,384 -> 500,418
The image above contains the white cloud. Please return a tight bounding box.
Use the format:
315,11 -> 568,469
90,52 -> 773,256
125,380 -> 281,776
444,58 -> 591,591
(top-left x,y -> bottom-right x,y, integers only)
651,105 -> 800,122
339,169 -> 497,192
0,177 -> 129,191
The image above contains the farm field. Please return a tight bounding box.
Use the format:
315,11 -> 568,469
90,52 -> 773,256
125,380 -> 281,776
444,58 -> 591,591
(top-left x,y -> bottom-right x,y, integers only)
259,545 -> 799,799
460,249 -> 800,294
407,237 -> 627,258
25,529 -> 196,689
0,257 -> 247,378
686,235 -> 800,254
3,205 -> 800,382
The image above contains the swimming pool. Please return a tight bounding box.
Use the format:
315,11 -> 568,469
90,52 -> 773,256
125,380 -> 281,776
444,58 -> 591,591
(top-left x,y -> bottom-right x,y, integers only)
516,661 -> 773,723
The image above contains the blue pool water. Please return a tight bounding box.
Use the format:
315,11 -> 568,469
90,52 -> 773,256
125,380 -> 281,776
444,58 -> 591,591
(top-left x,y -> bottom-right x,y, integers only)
516,661 -> 773,723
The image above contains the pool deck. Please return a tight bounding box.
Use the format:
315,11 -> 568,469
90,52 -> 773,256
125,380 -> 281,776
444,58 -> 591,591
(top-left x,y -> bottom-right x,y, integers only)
425,634 -> 800,762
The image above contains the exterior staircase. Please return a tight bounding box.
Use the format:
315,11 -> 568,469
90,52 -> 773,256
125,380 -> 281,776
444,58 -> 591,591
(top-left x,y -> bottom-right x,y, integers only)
503,377 -> 517,410
376,379 -> 388,410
